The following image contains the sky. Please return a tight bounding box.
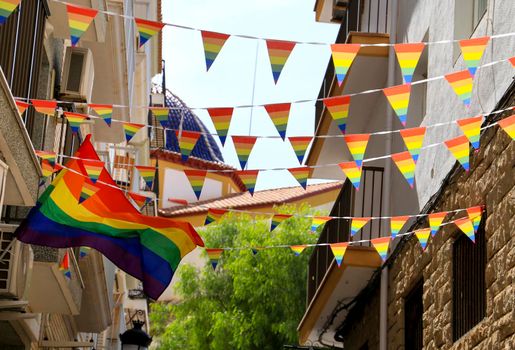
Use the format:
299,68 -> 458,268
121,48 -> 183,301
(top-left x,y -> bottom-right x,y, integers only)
157,0 -> 340,190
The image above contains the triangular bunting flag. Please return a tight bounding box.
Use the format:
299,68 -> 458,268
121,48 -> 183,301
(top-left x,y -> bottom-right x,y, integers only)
135,165 -> 156,190
88,104 -> 113,126
399,127 -> 426,163
184,169 -> 208,200
207,108 -> 233,146
128,192 -> 152,210
415,228 -> 431,251
205,208 -> 228,225
339,161 -> 362,190
288,136 -> 312,164
458,36 -> 490,76
150,107 -> 169,127
371,236 -> 390,262
235,170 -> 259,195
35,150 -> 56,166
394,43 -> 425,84
123,122 -> 145,143
251,248 -> 259,255
454,217 -> 476,242
15,101 -> 29,116
79,246 -> 91,258
288,167 -> 310,190
270,214 -> 293,232
323,95 -> 351,134
509,57 -> 515,68
311,216 -> 332,233
0,0 -> 21,25
457,116 -> 483,150
498,114 -> 515,140
390,216 -> 410,238
383,83 -> 411,127
201,30 -> 230,71
351,217 -> 371,236
205,248 -> 224,270
391,151 -> 416,188
330,242 -> 349,267
231,136 -> 257,170
81,159 -> 104,184
59,251 -> 71,279
466,206 -> 483,234
290,245 -> 306,256
175,130 -> 201,162
134,18 -> 165,48
64,112 -> 88,134
344,134 -> 370,168
266,39 -> 296,84
31,99 -> 56,116
41,160 -> 62,178
444,135 -> 470,171
428,211 -> 448,237
330,44 -> 360,87
66,4 -> 98,47
264,103 -> 291,140
79,181 -> 100,204
445,70 -> 474,107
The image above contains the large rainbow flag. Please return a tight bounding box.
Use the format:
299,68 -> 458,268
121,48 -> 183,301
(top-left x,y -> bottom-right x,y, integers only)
16,135 -> 204,299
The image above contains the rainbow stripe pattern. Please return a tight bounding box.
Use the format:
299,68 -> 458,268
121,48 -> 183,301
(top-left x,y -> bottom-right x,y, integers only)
134,18 -> 165,48
15,101 -> 29,116
454,217 -> 476,242
399,127 -> 426,163
31,99 -> 56,116
311,216 -> 332,233
184,169 -> 207,200
466,206 -> 483,234
81,159 -> 104,184
207,107 -> 233,146
264,103 -> 291,140
0,0 -> 21,25
35,150 -> 56,166
444,135 -> 470,171
235,170 -> 259,195
290,245 -> 306,256
323,95 -> 351,134
498,114 -> 515,140
231,136 -> 257,169
288,136 -> 312,164
79,181 -> 99,204
128,192 -> 152,210
339,161 -> 362,190
344,134 -> 370,168
394,43 -> 425,84
175,130 -> 201,162
266,39 -> 296,84
457,116 -> 483,150
204,208 -> 228,225
415,228 -> 431,251
66,4 -> 98,47
41,160 -> 61,178
383,83 -> 411,126
458,36 -> 490,76
150,107 -> 170,127
391,151 -> 416,188
135,165 -> 156,190
123,122 -> 145,143
201,30 -> 230,71
59,251 -> 71,279
205,248 -> 224,270
64,112 -> 88,134
270,214 -> 293,232
428,211 -> 447,237
390,216 -> 409,238
79,246 -> 91,258
288,166 -> 310,190
88,104 -> 113,126
371,236 -> 390,262
351,217 -> 370,236
330,242 -> 348,267
330,44 -> 360,87
445,70 -> 474,107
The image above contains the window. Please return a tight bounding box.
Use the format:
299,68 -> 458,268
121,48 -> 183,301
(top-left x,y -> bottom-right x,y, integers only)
452,215 -> 486,341
454,0 -> 488,60
405,279 -> 424,350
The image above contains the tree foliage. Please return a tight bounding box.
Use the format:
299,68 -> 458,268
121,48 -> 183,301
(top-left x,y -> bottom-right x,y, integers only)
150,204 -> 319,349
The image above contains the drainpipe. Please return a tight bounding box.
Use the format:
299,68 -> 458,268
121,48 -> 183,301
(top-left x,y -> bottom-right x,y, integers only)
380,0 -> 398,349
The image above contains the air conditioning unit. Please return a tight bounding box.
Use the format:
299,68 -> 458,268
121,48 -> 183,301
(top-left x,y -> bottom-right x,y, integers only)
60,46 -> 95,102
0,227 -> 33,300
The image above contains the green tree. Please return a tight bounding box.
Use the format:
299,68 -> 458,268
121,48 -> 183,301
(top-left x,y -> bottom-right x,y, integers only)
150,204 -> 319,349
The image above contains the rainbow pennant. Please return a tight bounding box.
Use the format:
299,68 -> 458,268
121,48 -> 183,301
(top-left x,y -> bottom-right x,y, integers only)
79,246 -> 91,258
15,101 -> 29,116
383,83 -> 411,126
35,150 -> 56,166
290,245 -> 307,256
391,151 -> 416,188
175,130 -> 201,162
81,159 -> 104,184
466,206 -> 483,234
390,216 -> 409,238
457,116 -> 483,150
510,57 -> 515,68
205,248 -> 224,270
66,4 -> 98,47
134,18 -> 165,48
371,236 -> 390,262
201,30 -> 230,71
59,251 -> 71,279
498,114 -> 515,140
288,167 -> 310,190
41,160 -> 62,178
231,136 -> 257,169
454,217 -> 476,242
235,170 -> 259,195
266,39 -> 296,84
458,36 -> 490,76
399,127 -> 426,163
135,165 -> 156,190
344,134 -> 370,168
270,214 -> 293,232
204,208 -> 228,225
264,103 -> 291,140
64,112 -> 88,134
122,122 -> 145,143
88,104 -> 113,126
31,99 -> 56,116
444,135 -> 470,171
323,95 -> 351,134
330,44 -> 360,87
0,0 -> 21,24
445,70 -> 474,107
311,216 -> 332,233
394,43 -> 425,84
288,136 -> 312,164
338,161 -> 362,190
330,242 -> 348,267
79,181 -> 99,204
428,211 -> 448,237
184,169 -> 207,200
351,217 -> 370,236
128,192 -> 152,210
415,228 -> 431,251
207,107 -> 233,146
150,107 -> 170,127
